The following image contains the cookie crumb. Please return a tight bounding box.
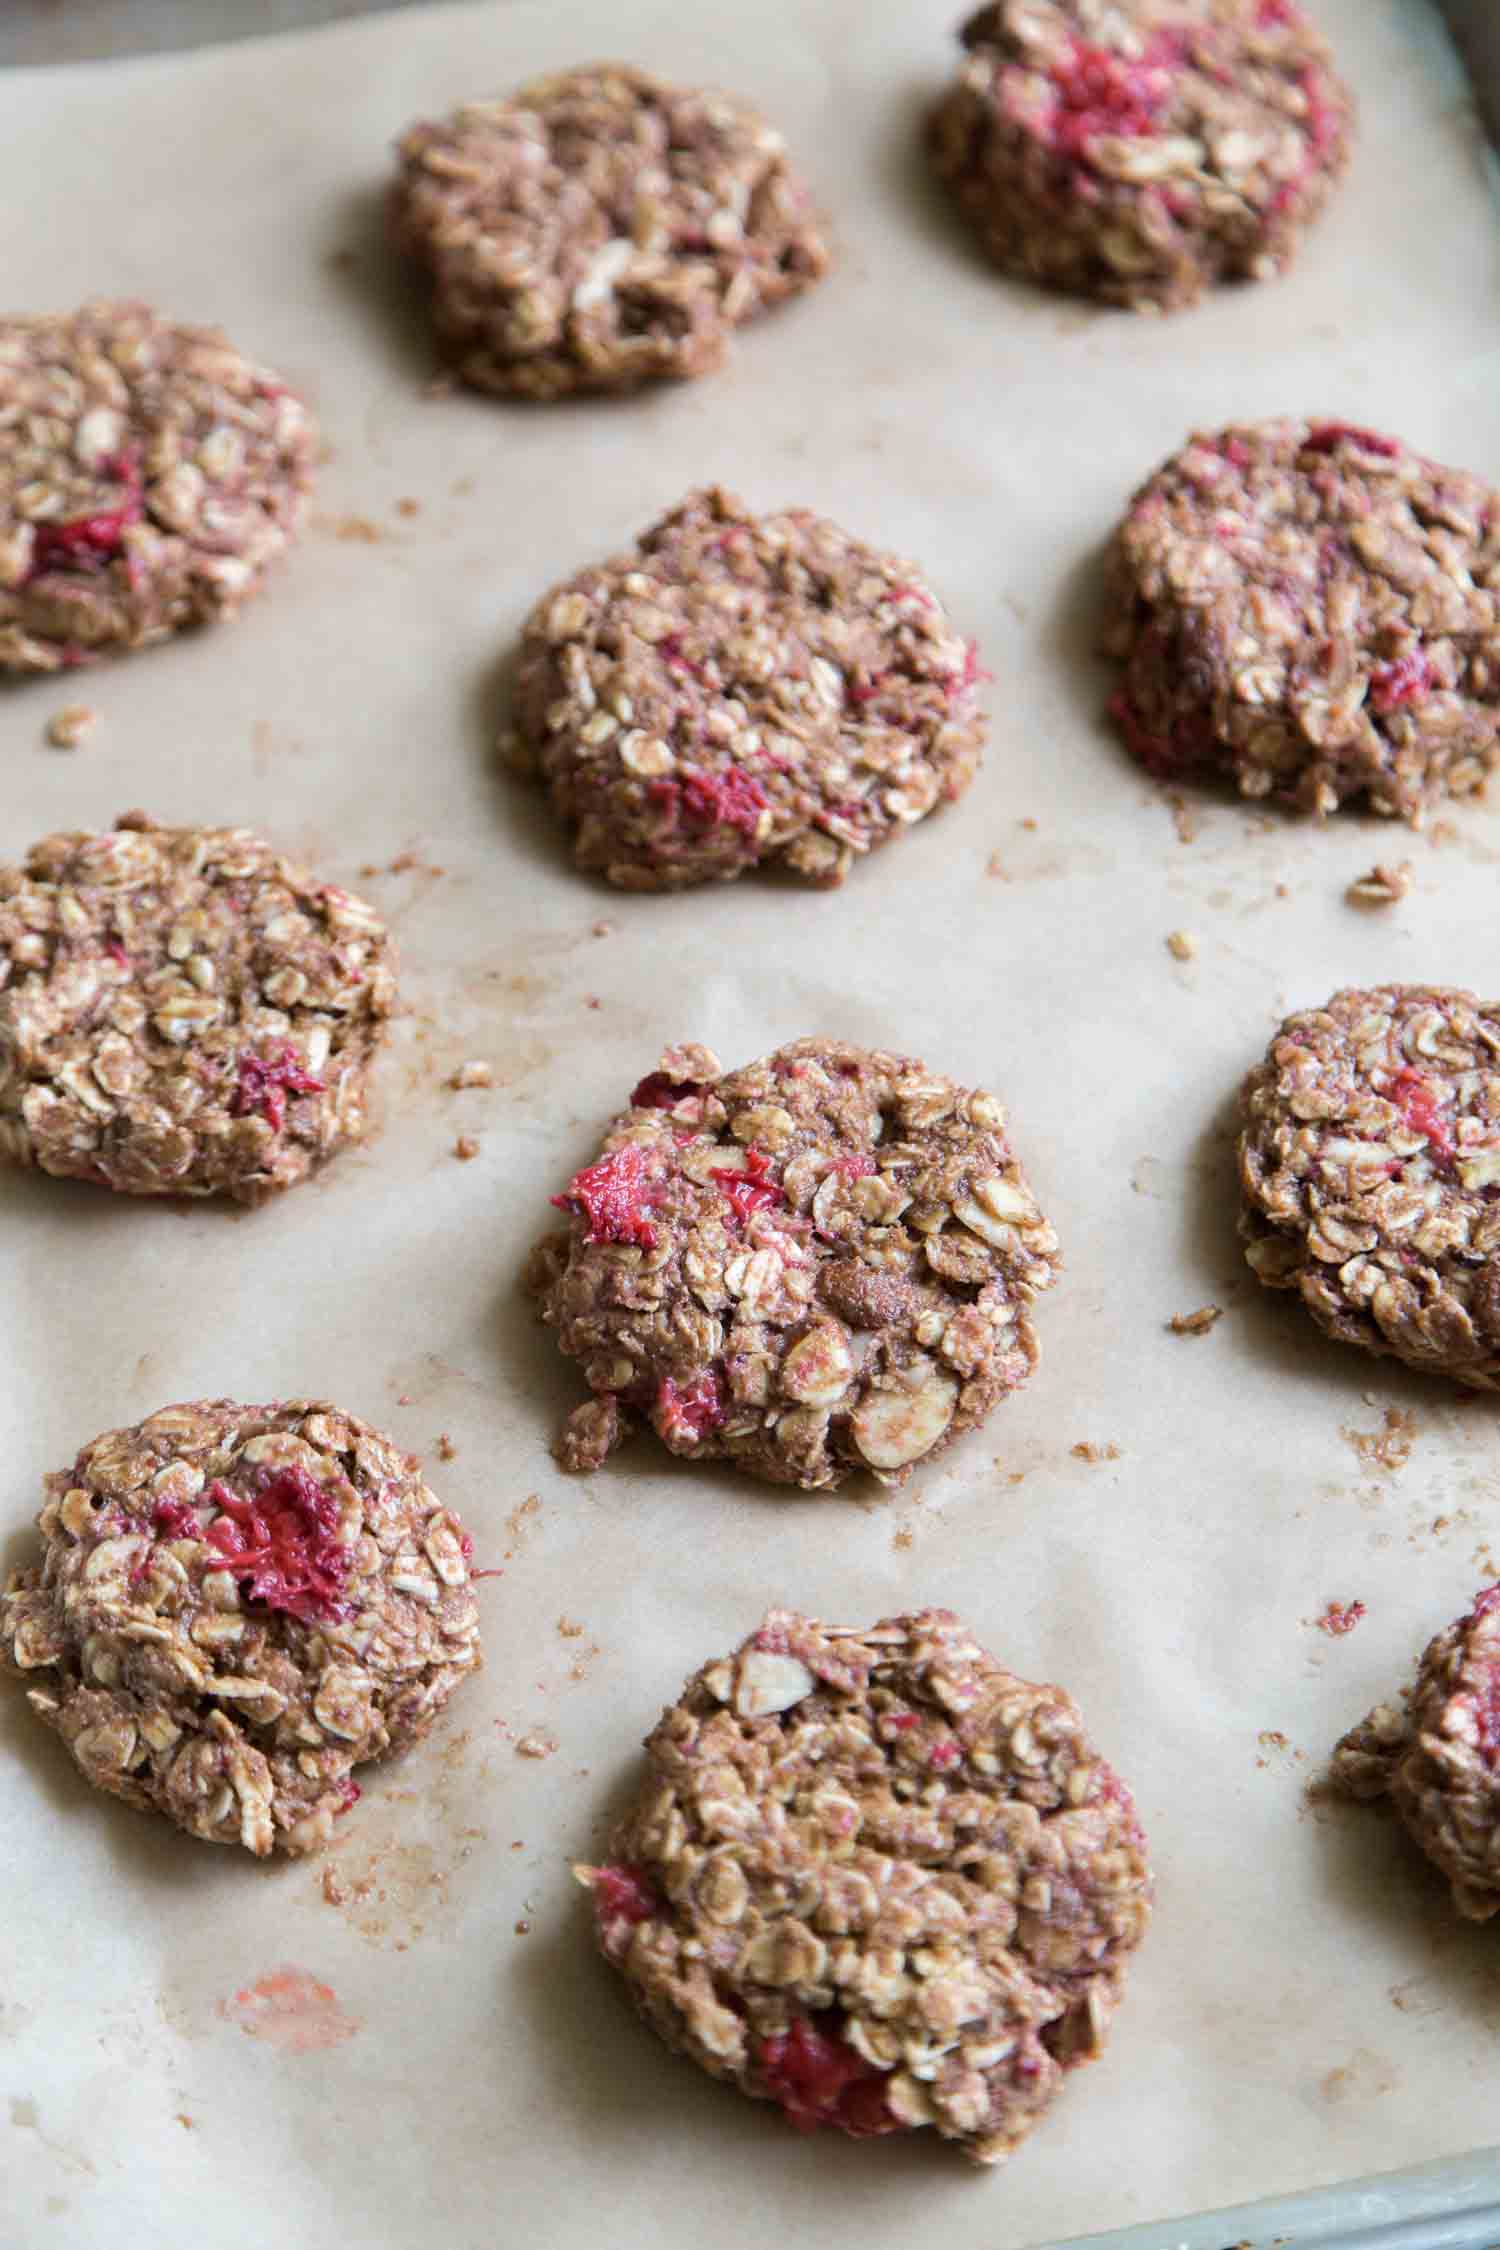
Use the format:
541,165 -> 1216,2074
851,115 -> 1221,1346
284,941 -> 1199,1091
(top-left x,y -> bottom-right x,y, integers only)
449,1061 -> 492,1089
436,1433 -> 457,1462
1346,861 -> 1413,909
46,703 -> 96,749
454,1135 -> 480,1162
1165,791 -> 1199,845
516,1730 -> 558,1760
1165,929 -> 1197,961
394,497 -> 422,519
1168,1304 -> 1222,1336
557,1616 -> 584,1639
322,1867 -> 348,1905
590,920 -> 614,938
1340,1407 -> 1417,1475
514,1919 -> 532,1935
1071,1441 -> 1121,1463
1315,1600 -> 1366,1637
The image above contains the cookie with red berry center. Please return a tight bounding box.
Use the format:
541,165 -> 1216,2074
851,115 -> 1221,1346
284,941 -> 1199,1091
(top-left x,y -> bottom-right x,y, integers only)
0,814 -> 397,1205
1239,985 -> 1500,1383
1332,1585 -> 1500,1921
390,63 -> 828,400
930,0 -> 1353,312
576,1608 -> 1152,2163
1,299 -> 316,674
509,487 -> 986,890
527,1037 -> 1059,1487
1106,418 -> 1500,821
0,1400 -> 481,1856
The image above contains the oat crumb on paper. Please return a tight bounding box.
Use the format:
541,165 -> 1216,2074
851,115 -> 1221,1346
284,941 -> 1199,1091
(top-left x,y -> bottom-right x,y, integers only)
1071,1441 -> 1121,1463
449,1061 -> 492,1089
1340,1407 -> 1417,1475
45,703 -> 96,749
1314,1600 -> 1367,1637
516,1730 -> 558,1760
1346,861 -> 1413,908
1165,790 -> 1199,844
453,1135 -> 480,1161
394,497 -> 421,519
436,1432 -> 457,1462
557,1617 -> 584,1639
1165,929 -> 1197,961
1168,1304 -> 1222,1336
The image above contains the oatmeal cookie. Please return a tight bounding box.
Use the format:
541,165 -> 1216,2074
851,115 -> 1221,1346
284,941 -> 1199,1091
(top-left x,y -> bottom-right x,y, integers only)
0,813 -> 396,1205
390,64 -> 828,399
510,487 -> 985,890
576,1608 -> 1151,2163
528,1038 -> 1059,1487
0,1400 -> 481,1857
1238,986 -> 1500,1383
0,300 -> 315,674
930,0 -> 1352,312
1106,418 -> 1500,821
1332,1585 -> 1500,1920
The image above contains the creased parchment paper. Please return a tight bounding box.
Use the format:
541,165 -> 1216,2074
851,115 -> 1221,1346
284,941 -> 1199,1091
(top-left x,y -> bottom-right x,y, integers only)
2,3 -> 1500,2244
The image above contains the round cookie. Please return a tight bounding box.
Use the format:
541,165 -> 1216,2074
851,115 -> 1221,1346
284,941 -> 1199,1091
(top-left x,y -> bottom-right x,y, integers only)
528,1037 -> 1059,1486
0,814 -> 397,1205
576,1607 -> 1152,2163
1,300 -> 315,674
1239,985 -> 1500,1383
391,64 -> 828,399
1106,418 -> 1500,821
929,0 -> 1353,312
0,1400 -> 481,1857
510,487 -> 985,890
1332,1585 -> 1500,1921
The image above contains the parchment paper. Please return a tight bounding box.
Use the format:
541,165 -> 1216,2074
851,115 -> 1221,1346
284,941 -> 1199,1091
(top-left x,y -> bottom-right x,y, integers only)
2,5 -> 1499,2245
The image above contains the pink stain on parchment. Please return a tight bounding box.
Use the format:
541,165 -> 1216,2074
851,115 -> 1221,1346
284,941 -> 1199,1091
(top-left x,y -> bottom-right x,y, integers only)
219,1966 -> 360,2054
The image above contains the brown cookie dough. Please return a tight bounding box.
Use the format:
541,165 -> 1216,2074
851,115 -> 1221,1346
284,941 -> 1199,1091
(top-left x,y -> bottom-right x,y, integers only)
1239,985 -> 1500,1383
930,0 -> 1352,312
1,300 -> 315,674
0,1400 -> 481,1857
575,1608 -> 1152,2164
510,487 -> 985,890
1105,418 -> 1500,821
528,1038 -> 1059,1488
390,64 -> 828,399
1332,1586 -> 1500,1920
0,814 -> 396,1206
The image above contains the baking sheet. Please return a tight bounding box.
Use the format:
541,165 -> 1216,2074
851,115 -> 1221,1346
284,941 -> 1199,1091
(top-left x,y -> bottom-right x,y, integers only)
2,3 -> 1500,2244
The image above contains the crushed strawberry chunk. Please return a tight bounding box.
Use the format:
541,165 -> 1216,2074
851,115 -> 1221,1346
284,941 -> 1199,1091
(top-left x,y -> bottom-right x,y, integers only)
1386,1067 -> 1455,1163
756,2016 -> 902,2137
103,938 -> 130,970
28,450 -> 145,579
552,1143 -> 660,1248
655,1371 -> 725,1445
649,769 -> 769,840
1040,34 -> 1183,163
202,1464 -> 353,1623
590,1863 -> 659,1926
151,1496 -> 201,1538
929,1739 -> 961,1770
832,1153 -> 877,1183
710,1146 -> 785,1226
230,1045 -> 326,1134
1255,0 -> 1303,23
336,1779 -> 361,1814
631,1071 -> 704,1110
1303,423 -> 1400,459
1369,651 -> 1434,716
1317,1600 -> 1366,1637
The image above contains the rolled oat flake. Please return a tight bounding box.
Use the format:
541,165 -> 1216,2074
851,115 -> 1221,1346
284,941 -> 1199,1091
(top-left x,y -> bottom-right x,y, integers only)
577,1608 -> 1152,2163
529,1037 -> 1058,1487
0,1400 -> 482,1857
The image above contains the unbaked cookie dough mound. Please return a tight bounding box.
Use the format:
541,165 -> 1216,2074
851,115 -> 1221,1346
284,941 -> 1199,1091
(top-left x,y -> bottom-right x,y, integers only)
511,487 -> 985,890
1106,419 -> 1500,821
930,0 -> 1352,312
391,64 -> 829,399
576,1608 -> 1152,2164
1332,1585 -> 1500,1921
528,1038 -> 1059,1488
0,1400 -> 481,1857
0,300 -> 316,674
0,814 -> 397,1206
1239,985 -> 1500,1384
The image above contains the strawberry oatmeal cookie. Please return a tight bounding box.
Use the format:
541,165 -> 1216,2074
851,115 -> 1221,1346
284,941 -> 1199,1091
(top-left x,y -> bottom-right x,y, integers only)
0,299 -> 315,673
0,1400 -> 481,1857
1106,418 -> 1500,821
509,487 -> 985,890
576,1608 -> 1152,2163
1332,1585 -> 1500,1920
391,64 -> 828,399
527,1038 -> 1059,1488
0,813 -> 396,1205
929,0 -> 1352,312
1239,986 -> 1500,1383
